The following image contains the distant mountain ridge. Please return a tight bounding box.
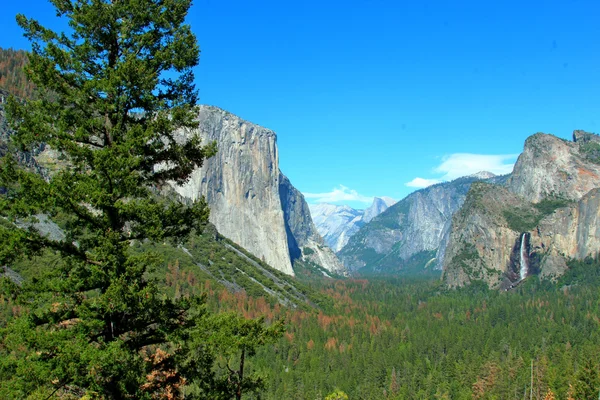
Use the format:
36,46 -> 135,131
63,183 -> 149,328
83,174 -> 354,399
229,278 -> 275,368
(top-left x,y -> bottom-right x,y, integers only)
337,173 -> 507,274
309,197 -> 396,252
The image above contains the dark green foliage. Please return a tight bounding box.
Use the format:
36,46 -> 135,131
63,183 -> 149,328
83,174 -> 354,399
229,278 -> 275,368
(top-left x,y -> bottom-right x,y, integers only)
199,313 -> 285,400
573,354 -> 600,399
0,1 -> 277,398
558,256 -> 600,286
358,250 -> 439,277
448,243 -> 484,278
503,196 -> 571,233
579,141 -> 600,164
533,197 -> 572,216
302,246 -> 315,256
367,199 -> 410,230
502,206 -> 542,232
352,247 -> 384,266
294,259 -> 344,284
248,261 -> 600,399
2,218 -> 296,398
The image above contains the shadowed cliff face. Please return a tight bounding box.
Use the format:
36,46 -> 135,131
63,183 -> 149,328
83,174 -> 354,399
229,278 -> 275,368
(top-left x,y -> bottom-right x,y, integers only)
171,106 -> 345,276
279,173 -> 346,275
444,131 -> 600,288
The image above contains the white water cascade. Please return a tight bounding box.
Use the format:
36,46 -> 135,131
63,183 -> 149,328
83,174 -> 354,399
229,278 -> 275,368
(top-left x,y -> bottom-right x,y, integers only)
519,233 -> 528,280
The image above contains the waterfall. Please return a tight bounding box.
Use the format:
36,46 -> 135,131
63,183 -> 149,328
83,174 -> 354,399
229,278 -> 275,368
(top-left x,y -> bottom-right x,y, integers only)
519,233 -> 528,280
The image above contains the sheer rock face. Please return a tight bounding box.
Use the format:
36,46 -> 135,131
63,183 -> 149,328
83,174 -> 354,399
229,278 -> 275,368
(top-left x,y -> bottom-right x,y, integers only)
531,188 -> 600,279
442,183 -> 531,289
172,106 -> 344,276
507,133 -> 600,203
172,106 -> 293,275
444,131 -> 600,288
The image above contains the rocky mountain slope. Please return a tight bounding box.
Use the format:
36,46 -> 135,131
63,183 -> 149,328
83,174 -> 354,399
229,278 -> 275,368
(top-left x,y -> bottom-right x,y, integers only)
171,106 -> 345,276
338,174 -> 504,274
279,174 -> 346,275
443,131 -> 600,288
507,132 -> 600,202
309,197 -> 396,252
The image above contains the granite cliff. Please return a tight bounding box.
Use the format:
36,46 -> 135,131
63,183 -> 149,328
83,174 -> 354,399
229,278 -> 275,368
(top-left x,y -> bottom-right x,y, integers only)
172,106 -> 344,276
507,133 -> 600,202
443,131 -> 600,288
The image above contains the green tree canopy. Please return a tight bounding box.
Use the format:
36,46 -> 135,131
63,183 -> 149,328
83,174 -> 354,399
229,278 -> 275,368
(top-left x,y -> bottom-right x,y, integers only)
0,0 -> 219,398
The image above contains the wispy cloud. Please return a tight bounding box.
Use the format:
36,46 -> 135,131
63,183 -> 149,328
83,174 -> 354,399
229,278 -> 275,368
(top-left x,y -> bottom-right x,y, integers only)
405,177 -> 443,188
405,153 -> 518,188
434,153 -> 517,180
303,185 -> 373,204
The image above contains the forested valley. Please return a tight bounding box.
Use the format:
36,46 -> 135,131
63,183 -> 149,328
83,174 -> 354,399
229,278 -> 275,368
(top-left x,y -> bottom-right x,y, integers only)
5,242 -> 600,399
181,256 -> 600,399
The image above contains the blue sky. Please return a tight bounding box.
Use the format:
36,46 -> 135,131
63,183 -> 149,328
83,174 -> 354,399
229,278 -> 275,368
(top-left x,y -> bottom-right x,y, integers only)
2,0 -> 600,209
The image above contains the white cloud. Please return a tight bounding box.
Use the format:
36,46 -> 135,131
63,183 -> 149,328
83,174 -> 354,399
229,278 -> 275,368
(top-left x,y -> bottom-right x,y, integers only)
405,153 -> 518,188
434,153 -> 518,180
405,177 -> 443,188
303,185 -> 373,204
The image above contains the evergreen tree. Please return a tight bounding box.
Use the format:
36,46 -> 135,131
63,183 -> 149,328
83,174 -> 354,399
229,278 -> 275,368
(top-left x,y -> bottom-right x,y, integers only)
203,313 -> 284,400
573,356 -> 600,400
0,0 -> 219,398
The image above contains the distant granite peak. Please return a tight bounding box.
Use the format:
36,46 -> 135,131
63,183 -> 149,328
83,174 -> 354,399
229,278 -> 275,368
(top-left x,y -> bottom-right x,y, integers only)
310,196 -> 396,253
468,171 -> 496,180
363,197 -> 397,223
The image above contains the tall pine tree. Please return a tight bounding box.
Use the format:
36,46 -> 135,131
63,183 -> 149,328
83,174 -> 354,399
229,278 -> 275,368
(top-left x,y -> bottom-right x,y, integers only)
0,0 -> 219,398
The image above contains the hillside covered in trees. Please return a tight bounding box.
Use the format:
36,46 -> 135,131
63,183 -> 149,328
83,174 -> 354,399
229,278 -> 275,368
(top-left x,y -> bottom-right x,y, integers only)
0,48 -> 35,100
5,224 -> 600,399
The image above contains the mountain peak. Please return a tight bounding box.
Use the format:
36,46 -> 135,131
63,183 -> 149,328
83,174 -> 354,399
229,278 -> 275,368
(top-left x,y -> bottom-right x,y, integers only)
363,197 -> 397,223
310,197 -> 396,252
376,196 -> 396,207
468,171 -> 496,180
